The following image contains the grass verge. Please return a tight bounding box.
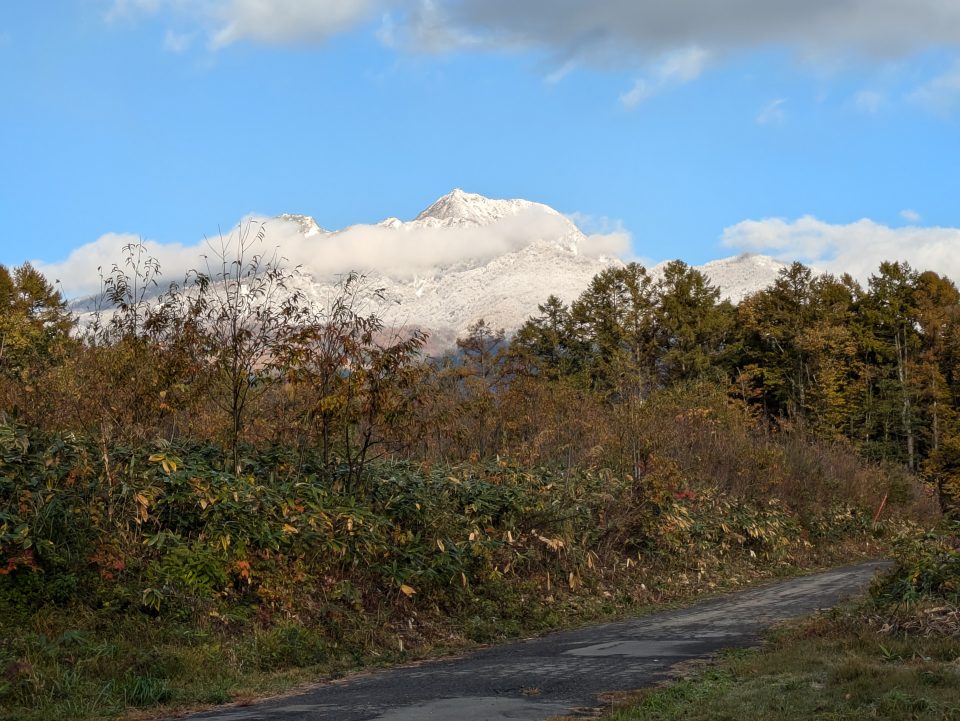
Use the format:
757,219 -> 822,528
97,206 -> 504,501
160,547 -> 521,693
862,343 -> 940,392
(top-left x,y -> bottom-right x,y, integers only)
604,605 -> 960,721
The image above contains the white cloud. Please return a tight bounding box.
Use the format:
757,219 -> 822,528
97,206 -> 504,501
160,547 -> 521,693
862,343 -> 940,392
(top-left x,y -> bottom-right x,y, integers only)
854,89 -> 885,113
564,212 -> 633,257
900,209 -> 922,223
619,46 -> 710,107
910,59 -> 960,115
756,98 -> 787,125
722,215 -> 960,282
210,0 -> 382,49
108,0 -> 384,48
38,206 -> 630,298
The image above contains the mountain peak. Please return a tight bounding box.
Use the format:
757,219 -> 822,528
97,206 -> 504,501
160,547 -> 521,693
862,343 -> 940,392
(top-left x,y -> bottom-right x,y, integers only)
414,189 -> 556,227
277,213 -> 325,237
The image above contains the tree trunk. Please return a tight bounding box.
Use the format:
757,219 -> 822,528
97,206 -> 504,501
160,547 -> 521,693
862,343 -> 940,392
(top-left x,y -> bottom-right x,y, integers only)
895,331 -> 915,470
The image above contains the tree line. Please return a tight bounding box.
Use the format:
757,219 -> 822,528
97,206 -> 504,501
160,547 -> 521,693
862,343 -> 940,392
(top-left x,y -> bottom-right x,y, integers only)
1,236 -> 957,512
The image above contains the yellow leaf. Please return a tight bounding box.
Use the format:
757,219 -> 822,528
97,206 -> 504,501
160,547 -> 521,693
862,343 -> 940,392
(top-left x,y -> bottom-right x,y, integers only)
461,572 -> 468,588
282,523 -> 299,534
436,539 -> 445,552
346,517 -> 354,532
399,584 -> 416,597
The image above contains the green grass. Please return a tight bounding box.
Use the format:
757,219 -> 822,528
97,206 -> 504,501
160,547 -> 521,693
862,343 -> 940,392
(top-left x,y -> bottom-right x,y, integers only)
607,609 -> 960,721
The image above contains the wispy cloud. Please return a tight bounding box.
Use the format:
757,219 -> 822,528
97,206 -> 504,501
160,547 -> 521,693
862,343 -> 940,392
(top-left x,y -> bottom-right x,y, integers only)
756,98 -> 787,125
910,58 -> 960,116
722,215 -> 960,282
619,46 -> 710,108
900,209 -> 921,223
543,59 -> 577,86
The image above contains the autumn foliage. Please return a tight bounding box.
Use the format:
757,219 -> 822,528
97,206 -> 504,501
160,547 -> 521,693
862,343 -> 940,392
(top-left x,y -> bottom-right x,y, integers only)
0,233 -> 954,718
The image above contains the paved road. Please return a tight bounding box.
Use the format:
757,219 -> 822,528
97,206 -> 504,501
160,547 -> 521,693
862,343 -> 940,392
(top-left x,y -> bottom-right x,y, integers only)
184,560 -> 888,721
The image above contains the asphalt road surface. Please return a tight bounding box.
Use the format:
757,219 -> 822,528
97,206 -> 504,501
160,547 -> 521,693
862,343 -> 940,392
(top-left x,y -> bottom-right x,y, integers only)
183,560 -> 888,721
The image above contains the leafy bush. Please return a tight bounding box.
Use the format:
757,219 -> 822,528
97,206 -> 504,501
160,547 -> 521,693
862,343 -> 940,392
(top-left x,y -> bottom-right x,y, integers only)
876,522 -> 960,604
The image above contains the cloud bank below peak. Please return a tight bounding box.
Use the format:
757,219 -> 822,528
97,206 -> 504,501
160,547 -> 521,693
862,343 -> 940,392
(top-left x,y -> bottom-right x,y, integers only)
722,215 -> 960,283
38,203 -> 631,298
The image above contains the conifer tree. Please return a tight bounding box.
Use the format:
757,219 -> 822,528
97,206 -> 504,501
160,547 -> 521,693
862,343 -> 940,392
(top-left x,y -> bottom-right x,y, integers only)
652,260 -> 733,385
0,263 -> 73,380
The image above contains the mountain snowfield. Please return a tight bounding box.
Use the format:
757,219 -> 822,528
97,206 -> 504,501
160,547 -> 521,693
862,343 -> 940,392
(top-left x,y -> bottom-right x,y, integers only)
71,190 -> 789,346
274,189 -> 787,343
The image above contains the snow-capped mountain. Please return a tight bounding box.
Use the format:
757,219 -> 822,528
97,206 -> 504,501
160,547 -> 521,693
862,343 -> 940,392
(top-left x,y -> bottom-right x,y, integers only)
274,190 -> 786,341
70,190 -> 789,345
282,189 -> 619,346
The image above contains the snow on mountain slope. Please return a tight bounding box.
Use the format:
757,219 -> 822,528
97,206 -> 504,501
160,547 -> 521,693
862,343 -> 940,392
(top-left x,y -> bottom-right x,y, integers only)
413,188 -> 564,228
69,190 -> 790,343
283,189 -> 619,340
651,253 -> 788,304
696,254 -> 789,303
278,191 -> 787,338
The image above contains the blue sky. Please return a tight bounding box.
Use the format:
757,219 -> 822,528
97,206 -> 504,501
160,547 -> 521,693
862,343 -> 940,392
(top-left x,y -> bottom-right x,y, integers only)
1,1 -> 958,292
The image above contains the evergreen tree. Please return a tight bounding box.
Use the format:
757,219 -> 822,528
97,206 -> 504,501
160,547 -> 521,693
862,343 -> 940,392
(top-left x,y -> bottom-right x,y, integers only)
570,263 -> 656,393
652,260 -> 733,385
511,295 -> 579,379
735,262 -> 820,422
0,263 -> 74,380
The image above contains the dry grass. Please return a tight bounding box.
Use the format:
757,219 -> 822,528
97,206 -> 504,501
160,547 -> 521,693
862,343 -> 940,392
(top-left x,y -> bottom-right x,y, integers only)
604,606 -> 960,721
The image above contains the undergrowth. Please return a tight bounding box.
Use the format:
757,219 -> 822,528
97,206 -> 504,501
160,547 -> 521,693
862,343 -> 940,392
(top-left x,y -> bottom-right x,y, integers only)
0,423 -> 931,720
